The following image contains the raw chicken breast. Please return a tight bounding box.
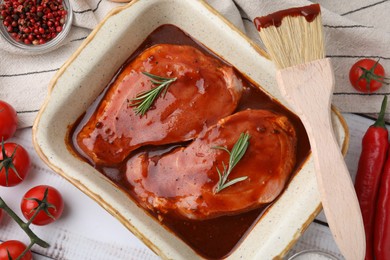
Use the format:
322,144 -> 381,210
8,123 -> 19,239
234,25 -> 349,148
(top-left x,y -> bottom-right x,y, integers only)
76,44 -> 243,165
126,109 -> 297,219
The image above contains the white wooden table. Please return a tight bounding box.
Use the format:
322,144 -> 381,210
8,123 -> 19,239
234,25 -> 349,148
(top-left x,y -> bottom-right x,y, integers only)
0,113 -> 375,260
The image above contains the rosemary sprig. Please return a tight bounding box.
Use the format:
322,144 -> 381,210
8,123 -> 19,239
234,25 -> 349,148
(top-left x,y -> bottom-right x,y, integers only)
212,132 -> 250,193
129,72 -> 177,116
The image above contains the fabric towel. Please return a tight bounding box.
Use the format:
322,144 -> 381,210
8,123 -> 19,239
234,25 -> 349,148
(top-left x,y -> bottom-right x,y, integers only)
0,0 -> 389,129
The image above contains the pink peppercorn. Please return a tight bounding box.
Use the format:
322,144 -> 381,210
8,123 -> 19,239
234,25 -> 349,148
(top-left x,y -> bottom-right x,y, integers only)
0,0 -> 68,46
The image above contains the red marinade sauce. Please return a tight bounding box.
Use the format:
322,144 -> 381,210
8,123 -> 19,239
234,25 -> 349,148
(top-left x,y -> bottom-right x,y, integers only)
254,4 -> 321,31
68,24 -> 311,259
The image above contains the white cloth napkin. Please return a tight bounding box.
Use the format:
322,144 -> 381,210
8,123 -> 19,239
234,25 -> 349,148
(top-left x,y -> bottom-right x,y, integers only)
1,0 -> 390,128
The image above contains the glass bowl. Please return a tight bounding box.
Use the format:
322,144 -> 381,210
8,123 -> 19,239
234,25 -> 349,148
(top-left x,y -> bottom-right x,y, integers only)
0,0 -> 73,53
288,249 -> 340,260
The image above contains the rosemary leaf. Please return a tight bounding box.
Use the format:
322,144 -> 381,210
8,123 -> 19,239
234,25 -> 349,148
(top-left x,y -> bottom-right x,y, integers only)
212,132 -> 250,193
129,72 -> 177,116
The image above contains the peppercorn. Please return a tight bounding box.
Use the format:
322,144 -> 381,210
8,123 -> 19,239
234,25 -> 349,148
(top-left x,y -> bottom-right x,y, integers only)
0,0 -> 68,46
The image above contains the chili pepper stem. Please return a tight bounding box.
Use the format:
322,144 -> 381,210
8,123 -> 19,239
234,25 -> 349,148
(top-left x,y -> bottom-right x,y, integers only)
373,96 -> 388,128
0,197 -> 50,249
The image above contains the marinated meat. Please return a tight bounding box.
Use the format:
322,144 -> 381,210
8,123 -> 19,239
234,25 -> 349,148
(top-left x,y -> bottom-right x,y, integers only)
126,109 -> 297,220
76,44 -> 243,165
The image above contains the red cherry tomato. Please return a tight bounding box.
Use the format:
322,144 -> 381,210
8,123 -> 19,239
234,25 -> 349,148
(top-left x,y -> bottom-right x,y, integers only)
21,185 -> 64,226
349,59 -> 387,93
0,240 -> 32,260
0,142 -> 30,187
0,100 -> 18,141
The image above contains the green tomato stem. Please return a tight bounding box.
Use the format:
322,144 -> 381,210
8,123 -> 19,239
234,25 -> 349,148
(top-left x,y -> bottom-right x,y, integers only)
16,241 -> 34,260
0,196 -> 50,250
25,200 -> 46,226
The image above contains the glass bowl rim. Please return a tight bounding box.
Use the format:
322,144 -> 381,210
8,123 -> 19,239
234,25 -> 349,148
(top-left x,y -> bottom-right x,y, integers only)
0,0 -> 73,53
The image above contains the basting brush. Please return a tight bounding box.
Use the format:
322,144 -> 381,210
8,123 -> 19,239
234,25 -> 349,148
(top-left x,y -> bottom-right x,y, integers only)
255,4 -> 365,260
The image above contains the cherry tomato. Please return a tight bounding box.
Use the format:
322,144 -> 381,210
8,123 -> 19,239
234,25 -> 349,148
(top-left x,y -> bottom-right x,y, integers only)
0,142 -> 30,187
21,185 -> 64,226
349,59 -> 387,93
0,240 -> 32,260
0,100 -> 17,141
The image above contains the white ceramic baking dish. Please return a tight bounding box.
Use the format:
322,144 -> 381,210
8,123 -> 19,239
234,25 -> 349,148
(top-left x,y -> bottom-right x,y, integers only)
32,0 -> 348,259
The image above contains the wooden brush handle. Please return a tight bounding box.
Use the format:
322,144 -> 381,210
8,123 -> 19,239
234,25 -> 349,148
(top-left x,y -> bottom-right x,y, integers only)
276,58 -> 365,260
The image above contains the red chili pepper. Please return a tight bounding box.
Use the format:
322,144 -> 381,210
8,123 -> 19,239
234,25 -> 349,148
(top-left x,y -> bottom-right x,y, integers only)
355,95 -> 388,260
375,142 -> 390,260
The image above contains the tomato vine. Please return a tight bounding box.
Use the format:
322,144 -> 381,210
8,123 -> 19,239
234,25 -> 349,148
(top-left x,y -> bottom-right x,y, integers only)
0,187 -> 58,260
